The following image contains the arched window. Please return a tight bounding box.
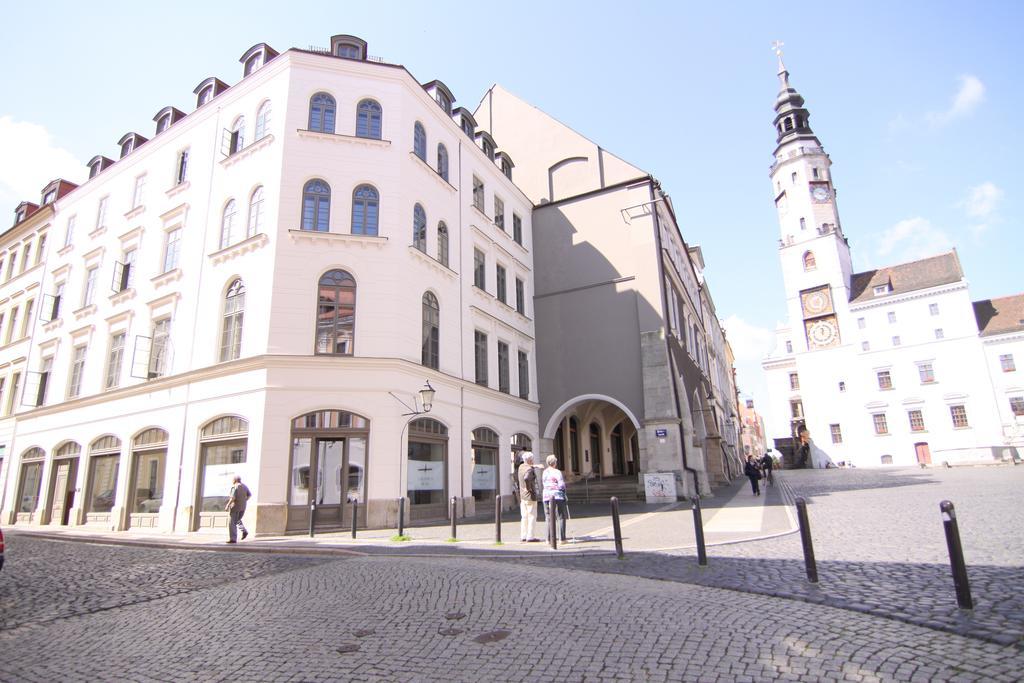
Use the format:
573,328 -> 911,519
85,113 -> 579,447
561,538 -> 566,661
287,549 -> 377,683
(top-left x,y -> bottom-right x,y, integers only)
413,122 -> 426,161
356,99 -> 382,139
308,92 -> 336,134
471,427 -> 499,503
881,454 -> 893,465
247,186 -> 265,237
254,101 -> 271,140
219,199 -> 238,249
784,117 -> 793,131
437,144 -> 449,181
87,436 -> 121,515
413,203 -> 427,251
220,279 -> 245,362
351,184 -> 379,236
803,251 -> 816,271
316,269 -> 356,355
198,416 -> 249,517
422,291 -> 439,369
437,222 -> 449,267
302,179 -> 331,232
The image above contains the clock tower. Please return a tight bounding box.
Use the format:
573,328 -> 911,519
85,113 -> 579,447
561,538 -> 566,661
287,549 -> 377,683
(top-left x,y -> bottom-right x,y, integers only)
769,46 -> 853,353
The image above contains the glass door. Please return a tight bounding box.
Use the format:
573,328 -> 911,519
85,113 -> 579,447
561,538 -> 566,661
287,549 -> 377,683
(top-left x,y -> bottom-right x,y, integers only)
287,438 -> 348,531
314,439 -> 345,527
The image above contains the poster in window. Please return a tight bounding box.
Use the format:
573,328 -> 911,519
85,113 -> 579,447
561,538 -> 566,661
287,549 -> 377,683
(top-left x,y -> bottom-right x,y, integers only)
408,459 -> 444,491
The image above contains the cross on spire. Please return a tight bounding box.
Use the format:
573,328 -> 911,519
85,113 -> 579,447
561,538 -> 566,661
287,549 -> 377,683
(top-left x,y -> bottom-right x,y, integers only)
771,40 -> 787,74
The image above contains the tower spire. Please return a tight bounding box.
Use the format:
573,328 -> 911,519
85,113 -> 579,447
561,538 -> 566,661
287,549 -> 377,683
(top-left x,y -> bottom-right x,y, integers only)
770,42 -> 816,149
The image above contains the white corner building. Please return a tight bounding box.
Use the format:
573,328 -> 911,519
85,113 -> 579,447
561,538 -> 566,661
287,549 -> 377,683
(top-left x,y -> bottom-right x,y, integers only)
0,35 -> 539,534
761,53 -> 1024,468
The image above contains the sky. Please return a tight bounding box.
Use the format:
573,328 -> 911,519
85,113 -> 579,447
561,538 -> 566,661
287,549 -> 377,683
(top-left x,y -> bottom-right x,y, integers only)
1,0 -> 1020,408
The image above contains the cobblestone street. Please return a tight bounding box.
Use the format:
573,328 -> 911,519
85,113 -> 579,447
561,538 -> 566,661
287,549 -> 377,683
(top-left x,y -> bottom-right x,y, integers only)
1,533 -> 1022,682
512,466 -> 1024,647
2,466 -> 1022,681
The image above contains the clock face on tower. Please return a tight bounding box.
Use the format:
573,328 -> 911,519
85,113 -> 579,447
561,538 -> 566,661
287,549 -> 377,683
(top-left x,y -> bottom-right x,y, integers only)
805,316 -> 840,349
811,185 -> 830,203
800,286 -> 834,318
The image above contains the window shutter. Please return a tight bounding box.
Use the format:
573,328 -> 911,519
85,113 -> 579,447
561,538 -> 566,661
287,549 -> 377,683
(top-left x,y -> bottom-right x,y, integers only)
130,335 -> 154,379
221,129 -> 233,157
40,294 -> 57,321
22,371 -> 43,407
111,262 -> 126,293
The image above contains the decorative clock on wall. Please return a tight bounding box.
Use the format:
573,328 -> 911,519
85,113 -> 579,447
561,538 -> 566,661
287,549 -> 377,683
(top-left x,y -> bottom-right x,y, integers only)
810,185 -> 831,203
805,316 -> 840,348
800,286 -> 833,318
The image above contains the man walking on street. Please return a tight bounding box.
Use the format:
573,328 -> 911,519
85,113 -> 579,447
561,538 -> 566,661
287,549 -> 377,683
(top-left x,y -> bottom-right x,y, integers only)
225,475 -> 251,543
517,452 -> 541,542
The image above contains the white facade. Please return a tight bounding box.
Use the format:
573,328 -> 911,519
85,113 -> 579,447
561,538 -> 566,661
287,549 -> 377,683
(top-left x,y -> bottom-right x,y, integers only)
761,57 -> 1021,468
0,36 -> 538,534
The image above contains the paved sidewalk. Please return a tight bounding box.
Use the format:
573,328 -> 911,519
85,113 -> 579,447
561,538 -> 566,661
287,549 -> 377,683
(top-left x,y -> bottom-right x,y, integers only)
8,475 -> 796,558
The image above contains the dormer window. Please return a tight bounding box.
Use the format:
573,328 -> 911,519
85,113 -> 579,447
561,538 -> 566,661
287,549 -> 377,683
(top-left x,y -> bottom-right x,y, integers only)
15,208 -> 25,223
462,118 -> 474,137
42,189 -> 56,205
501,158 -> 512,180
156,114 -> 171,134
117,133 -> 146,159
244,53 -> 262,76
120,138 -> 134,158
482,138 -> 494,160
330,34 -> 367,60
337,44 -> 360,59
89,161 -> 101,178
873,283 -> 891,296
194,77 -> 228,109
198,85 -> 214,106
436,91 -> 451,115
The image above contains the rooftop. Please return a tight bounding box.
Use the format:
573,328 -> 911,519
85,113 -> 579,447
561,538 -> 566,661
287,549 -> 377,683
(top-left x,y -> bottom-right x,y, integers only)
849,251 -> 963,304
973,293 -> 1024,337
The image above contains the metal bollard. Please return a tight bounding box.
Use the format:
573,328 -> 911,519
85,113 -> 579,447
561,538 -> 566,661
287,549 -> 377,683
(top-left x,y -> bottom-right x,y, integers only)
494,495 -> 502,543
548,500 -> 558,550
939,500 -> 973,609
692,497 -> 707,566
351,499 -> 358,539
611,496 -> 624,559
450,497 -> 458,539
795,497 -> 818,583
397,497 -> 405,537
309,502 -> 316,538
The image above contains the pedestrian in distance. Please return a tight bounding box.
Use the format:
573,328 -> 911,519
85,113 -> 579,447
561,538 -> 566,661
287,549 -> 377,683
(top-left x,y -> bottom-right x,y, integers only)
225,475 -> 251,543
744,456 -> 762,496
517,452 -> 541,542
760,450 -> 775,487
542,454 -> 569,543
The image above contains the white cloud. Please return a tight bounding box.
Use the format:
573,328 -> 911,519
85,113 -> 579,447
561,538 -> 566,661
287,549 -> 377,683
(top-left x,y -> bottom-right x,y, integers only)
926,75 -> 985,127
0,116 -> 84,218
961,181 -> 1003,219
875,216 -> 954,262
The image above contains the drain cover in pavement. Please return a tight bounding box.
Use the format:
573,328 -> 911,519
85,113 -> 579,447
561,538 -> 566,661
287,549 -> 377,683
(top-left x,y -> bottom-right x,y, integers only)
353,629 -> 375,638
336,643 -> 360,654
438,626 -> 463,636
444,611 -> 467,620
473,630 -> 511,644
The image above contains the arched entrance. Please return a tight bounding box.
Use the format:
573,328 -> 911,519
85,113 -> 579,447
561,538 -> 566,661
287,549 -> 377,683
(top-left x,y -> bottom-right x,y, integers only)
15,447 -> 45,524
288,409 -> 369,532
47,441 -> 80,526
543,395 -> 641,482
85,436 -> 121,526
195,416 -> 249,531
408,418 -> 448,521
127,428 -> 168,529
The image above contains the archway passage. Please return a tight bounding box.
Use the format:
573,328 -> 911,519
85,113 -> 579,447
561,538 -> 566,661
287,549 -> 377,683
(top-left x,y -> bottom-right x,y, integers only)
543,396 -> 641,484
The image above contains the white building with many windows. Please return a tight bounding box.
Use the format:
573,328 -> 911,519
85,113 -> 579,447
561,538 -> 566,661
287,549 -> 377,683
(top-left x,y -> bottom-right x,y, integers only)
761,53 -> 1024,468
0,34 -> 538,534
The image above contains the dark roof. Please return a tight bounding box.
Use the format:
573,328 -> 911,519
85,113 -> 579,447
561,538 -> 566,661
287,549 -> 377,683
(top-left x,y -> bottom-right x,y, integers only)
973,293 -> 1024,337
849,251 -> 963,303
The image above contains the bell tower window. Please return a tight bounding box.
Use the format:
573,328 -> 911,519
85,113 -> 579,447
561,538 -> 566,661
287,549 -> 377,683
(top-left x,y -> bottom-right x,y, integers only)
803,251 -> 816,271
